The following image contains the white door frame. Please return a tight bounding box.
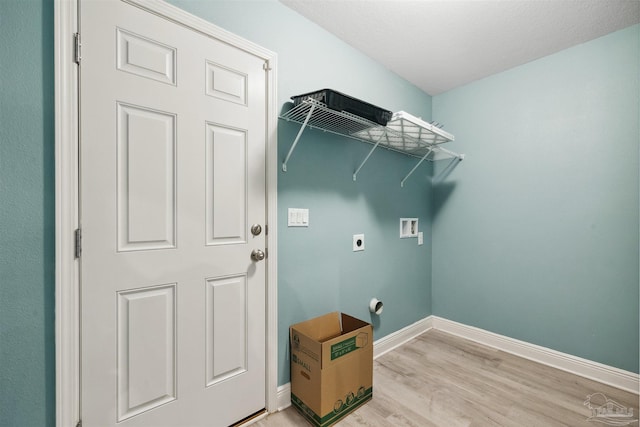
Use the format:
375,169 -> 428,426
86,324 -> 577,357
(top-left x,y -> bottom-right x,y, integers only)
54,1 -> 278,426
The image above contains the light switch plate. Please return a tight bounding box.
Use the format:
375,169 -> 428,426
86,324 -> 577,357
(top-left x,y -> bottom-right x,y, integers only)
418,232 -> 424,245
288,208 -> 309,227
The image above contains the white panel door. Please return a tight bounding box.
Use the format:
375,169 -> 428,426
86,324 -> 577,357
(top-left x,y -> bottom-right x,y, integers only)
79,1 -> 268,425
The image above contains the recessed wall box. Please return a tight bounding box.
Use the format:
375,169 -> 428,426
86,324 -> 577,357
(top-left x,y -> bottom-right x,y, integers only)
400,218 -> 418,238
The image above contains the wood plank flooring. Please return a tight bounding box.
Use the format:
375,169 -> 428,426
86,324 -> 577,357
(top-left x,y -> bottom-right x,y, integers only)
255,330 -> 639,427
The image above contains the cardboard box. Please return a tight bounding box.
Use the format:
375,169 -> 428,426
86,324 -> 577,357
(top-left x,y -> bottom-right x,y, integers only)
290,312 -> 373,427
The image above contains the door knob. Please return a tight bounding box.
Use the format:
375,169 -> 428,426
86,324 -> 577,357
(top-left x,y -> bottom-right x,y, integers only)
251,249 -> 265,261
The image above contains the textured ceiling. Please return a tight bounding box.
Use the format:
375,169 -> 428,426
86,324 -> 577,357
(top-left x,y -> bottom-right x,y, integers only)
280,0 -> 640,95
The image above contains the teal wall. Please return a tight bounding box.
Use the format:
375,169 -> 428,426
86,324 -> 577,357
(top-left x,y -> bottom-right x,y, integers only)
432,24 -> 640,373
0,0 -> 56,426
165,0 -> 435,386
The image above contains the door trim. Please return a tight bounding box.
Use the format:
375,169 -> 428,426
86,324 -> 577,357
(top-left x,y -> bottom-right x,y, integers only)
54,1 -> 278,426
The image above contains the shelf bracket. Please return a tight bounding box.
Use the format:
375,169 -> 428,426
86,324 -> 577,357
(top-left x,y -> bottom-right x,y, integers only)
353,129 -> 387,181
282,104 -> 316,172
400,147 -> 434,187
433,155 -> 464,184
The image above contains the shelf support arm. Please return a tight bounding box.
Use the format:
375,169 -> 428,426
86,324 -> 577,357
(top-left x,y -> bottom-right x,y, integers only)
282,104 -> 316,172
433,155 -> 464,184
400,147 -> 433,187
353,129 -> 386,181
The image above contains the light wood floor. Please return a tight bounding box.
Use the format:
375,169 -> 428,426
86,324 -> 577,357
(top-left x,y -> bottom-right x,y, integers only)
255,330 -> 639,427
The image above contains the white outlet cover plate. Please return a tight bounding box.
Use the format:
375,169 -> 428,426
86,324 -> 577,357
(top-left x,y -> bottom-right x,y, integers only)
353,234 -> 365,251
418,232 -> 424,245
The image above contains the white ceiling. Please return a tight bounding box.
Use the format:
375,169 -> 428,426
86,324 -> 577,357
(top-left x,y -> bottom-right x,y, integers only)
280,0 -> 640,95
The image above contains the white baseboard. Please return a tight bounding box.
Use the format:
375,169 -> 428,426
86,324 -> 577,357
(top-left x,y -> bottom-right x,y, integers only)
373,316 -> 434,359
432,316 -> 640,395
276,383 -> 291,411
274,315 -> 639,413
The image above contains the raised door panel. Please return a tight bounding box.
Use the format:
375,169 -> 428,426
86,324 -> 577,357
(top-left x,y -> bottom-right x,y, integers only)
117,284 -> 177,421
117,103 -> 176,251
205,275 -> 247,387
117,28 -> 177,85
205,123 -> 247,245
205,61 -> 247,105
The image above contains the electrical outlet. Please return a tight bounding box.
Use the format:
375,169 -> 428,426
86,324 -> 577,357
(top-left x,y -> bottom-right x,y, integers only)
353,234 -> 365,252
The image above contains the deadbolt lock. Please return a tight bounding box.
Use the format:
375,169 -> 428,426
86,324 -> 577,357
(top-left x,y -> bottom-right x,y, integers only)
251,224 -> 262,236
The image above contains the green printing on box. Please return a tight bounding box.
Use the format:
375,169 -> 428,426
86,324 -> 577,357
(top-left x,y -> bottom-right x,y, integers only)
291,388 -> 373,427
330,337 -> 358,360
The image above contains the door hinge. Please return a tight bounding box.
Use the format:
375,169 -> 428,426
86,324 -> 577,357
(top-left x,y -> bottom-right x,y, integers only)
74,33 -> 81,65
263,60 -> 271,71
74,228 -> 82,259
76,420 -> 82,427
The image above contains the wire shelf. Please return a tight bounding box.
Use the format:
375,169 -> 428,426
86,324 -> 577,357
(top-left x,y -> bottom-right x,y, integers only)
279,97 -> 464,183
